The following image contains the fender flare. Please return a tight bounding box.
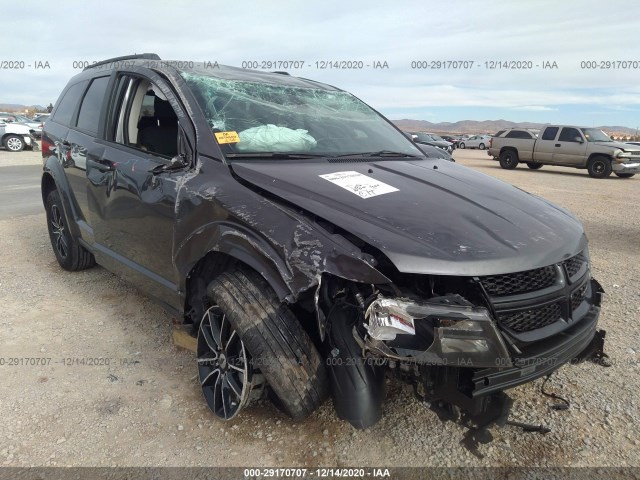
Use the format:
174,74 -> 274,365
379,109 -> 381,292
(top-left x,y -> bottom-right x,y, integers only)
176,222 -> 293,301
41,155 -> 82,238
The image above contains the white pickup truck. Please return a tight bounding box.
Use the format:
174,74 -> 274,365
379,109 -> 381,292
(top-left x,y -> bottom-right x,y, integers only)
488,126 -> 640,178
0,119 -> 38,152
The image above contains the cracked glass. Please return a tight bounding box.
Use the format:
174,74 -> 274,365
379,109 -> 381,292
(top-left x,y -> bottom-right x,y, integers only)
182,72 -> 422,158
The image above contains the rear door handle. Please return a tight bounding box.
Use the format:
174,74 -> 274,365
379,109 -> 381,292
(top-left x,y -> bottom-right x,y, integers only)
555,144 -> 561,147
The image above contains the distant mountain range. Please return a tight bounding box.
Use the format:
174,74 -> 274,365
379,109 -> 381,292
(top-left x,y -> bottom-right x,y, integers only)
0,103 -> 47,112
393,119 -> 638,136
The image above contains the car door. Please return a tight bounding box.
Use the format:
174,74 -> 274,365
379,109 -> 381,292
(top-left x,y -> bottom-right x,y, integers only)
87,71 -> 195,306
553,127 -> 588,165
535,126 -> 559,163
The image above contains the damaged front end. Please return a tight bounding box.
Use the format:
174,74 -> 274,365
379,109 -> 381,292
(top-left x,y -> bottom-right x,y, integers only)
319,254 -> 607,430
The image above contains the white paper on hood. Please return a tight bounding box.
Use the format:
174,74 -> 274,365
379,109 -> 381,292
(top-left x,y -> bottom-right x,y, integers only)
319,171 -> 399,199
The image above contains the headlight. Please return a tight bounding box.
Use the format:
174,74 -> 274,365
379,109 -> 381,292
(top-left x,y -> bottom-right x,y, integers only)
364,296 -> 512,368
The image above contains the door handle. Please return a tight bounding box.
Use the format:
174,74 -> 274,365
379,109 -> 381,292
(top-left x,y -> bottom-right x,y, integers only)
555,144 -> 561,147
87,158 -> 115,172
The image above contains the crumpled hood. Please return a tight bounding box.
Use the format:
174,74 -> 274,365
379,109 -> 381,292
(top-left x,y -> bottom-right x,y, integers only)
231,158 -> 587,276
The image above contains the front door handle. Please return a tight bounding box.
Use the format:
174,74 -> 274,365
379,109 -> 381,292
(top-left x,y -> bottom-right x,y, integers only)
87,158 -> 115,172
555,144 -> 561,147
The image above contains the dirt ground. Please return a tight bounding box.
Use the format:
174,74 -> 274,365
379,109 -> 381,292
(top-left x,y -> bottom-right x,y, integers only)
1,149 -> 639,467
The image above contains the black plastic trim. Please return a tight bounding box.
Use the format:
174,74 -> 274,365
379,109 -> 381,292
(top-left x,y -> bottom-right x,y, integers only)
471,303 -> 600,397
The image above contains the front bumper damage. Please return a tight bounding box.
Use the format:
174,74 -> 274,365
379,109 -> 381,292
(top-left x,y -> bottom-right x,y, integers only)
612,160 -> 640,174
349,278 -> 606,428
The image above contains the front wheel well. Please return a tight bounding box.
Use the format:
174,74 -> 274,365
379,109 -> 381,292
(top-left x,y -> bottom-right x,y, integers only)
41,173 -> 57,205
587,153 -> 612,164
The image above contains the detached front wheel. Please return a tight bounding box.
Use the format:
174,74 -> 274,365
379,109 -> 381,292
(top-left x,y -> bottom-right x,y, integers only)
197,268 -> 329,421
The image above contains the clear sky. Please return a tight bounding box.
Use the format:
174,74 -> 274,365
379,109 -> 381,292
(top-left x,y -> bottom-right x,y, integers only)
2,0 -> 639,127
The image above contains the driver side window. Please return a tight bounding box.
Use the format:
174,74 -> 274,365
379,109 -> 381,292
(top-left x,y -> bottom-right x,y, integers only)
108,75 -> 179,158
558,127 -> 582,143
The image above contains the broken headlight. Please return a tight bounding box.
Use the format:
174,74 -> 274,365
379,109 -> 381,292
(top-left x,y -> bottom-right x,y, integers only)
364,296 -> 512,368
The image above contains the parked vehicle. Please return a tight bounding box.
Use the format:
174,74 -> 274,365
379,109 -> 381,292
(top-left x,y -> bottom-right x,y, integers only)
0,118 -> 38,151
459,135 -> 491,150
42,54 -> 607,432
406,131 -> 453,153
0,113 -> 43,137
32,113 -> 51,123
403,133 -> 455,161
488,127 -> 640,178
440,135 -> 460,148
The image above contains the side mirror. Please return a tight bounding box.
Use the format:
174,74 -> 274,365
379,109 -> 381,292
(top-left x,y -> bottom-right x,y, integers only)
575,136 -> 584,143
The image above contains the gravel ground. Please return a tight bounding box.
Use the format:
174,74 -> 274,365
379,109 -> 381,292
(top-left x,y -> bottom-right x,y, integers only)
0,148 -> 639,467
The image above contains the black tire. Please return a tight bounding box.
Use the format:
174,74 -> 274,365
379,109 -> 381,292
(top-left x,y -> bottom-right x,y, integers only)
499,150 -> 519,169
45,189 -> 96,271
526,162 -> 543,170
459,142 -> 465,149
587,156 -> 612,178
3,134 -> 25,152
206,268 -> 329,420
479,143 -> 485,150
615,172 -> 635,178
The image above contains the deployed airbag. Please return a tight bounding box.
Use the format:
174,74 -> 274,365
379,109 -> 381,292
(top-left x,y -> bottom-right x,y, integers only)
236,124 -> 317,152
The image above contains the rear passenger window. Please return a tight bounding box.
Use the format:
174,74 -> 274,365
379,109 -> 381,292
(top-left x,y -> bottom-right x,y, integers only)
541,127 -> 559,140
505,130 -> 532,139
558,127 -> 582,142
76,76 -> 110,135
51,81 -> 88,126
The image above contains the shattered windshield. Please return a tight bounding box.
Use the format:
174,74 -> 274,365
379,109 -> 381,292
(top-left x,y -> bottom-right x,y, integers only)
182,72 -> 422,158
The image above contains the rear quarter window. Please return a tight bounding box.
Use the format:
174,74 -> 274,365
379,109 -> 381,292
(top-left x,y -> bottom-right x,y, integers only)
505,130 -> 533,139
51,80 -> 89,126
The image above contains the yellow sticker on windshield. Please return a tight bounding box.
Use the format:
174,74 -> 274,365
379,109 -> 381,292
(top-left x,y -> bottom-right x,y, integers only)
215,131 -> 240,144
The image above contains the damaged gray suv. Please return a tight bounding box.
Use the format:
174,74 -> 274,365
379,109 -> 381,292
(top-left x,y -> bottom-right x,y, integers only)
42,54 -> 607,431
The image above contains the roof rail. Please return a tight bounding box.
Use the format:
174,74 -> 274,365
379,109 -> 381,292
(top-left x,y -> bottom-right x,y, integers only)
272,71 -> 290,75
84,53 -> 161,71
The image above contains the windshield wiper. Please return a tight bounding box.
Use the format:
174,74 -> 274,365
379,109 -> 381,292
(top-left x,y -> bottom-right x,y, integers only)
225,152 -> 326,159
332,150 -> 421,158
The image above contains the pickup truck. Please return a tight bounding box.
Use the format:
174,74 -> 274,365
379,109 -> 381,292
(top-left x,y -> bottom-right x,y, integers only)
488,126 -> 640,178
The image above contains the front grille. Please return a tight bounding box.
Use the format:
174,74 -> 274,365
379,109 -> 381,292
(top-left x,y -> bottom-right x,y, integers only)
480,266 -> 557,296
481,250 -> 591,337
498,302 -> 562,333
571,283 -> 588,310
563,252 -> 587,279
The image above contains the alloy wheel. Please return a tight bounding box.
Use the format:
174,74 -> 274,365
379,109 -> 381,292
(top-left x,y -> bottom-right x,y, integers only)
197,305 -> 254,420
6,137 -> 24,151
50,204 -> 68,259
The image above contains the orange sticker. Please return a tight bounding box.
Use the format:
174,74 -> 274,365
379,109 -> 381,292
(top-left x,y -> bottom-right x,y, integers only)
214,131 -> 240,144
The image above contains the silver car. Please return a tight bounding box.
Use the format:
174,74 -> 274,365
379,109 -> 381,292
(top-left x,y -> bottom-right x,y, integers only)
459,135 -> 491,150
0,113 -> 43,138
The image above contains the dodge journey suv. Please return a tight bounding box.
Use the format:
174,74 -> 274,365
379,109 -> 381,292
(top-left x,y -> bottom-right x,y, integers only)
42,54 -> 606,431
